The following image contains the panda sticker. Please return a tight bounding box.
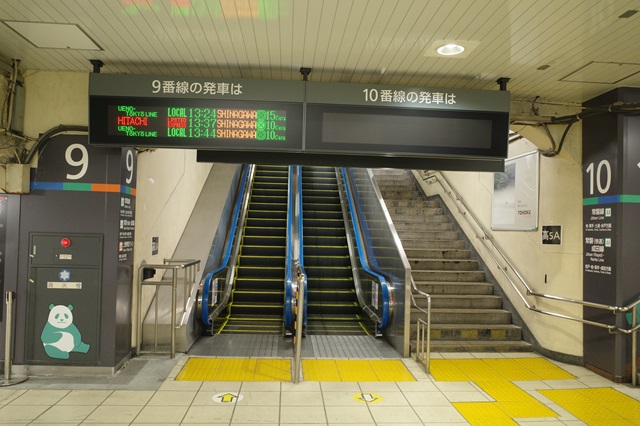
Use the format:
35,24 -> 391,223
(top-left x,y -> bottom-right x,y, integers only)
40,304 -> 90,360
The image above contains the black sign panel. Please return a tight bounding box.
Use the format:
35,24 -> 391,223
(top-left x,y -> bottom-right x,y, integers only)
89,74 -> 510,169
541,225 -> 562,245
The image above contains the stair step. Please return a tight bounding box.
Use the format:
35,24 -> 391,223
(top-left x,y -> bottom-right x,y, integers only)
397,230 -> 460,240
383,199 -> 441,208
393,222 -> 454,231
413,281 -> 494,295
403,239 -> 466,249
405,249 -> 471,259
408,258 -> 479,271
413,294 -> 502,309
424,340 -> 534,353
409,323 -> 523,340
412,308 -> 512,324
411,270 -> 486,282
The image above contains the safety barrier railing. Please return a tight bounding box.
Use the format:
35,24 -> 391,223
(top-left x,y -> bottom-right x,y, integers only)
136,258 -> 200,358
421,170 -> 639,385
199,165 -> 254,330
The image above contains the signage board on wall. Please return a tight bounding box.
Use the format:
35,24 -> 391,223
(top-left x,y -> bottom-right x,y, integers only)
491,150 -> 539,231
542,225 -> 562,245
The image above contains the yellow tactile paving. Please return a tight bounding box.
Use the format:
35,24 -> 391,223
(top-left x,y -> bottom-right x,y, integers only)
301,359 -> 416,382
453,402 -> 518,425
540,388 -> 640,426
177,357 -> 291,381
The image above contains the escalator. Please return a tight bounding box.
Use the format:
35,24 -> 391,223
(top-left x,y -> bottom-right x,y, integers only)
213,164 -> 288,334
302,166 -> 372,335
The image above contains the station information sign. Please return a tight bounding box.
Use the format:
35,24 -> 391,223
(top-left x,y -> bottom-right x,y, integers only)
89,74 -> 510,169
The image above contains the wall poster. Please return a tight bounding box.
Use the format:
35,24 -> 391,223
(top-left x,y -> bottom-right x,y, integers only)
491,150 -> 539,231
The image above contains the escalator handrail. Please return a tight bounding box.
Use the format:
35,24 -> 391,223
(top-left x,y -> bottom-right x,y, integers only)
296,166 -> 308,328
285,165 -> 307,330
284,165 -> 295,329
201,164 -> 253,327
341,167 -> 391,329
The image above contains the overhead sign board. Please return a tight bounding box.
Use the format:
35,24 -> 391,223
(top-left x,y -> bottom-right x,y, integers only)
89,74 -> 510,170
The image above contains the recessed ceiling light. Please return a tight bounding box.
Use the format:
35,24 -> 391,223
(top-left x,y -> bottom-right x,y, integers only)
424,40 -> 479,58
436,44 -> 465,56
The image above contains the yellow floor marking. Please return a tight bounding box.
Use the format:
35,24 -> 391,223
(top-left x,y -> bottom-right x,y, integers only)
177,358 -> 291,381
540,388 -> 640,426
301,359 -> 416,382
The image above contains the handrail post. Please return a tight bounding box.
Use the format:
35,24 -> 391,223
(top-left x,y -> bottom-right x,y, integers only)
171,267 -> 177,359
2,291 -> 27,386
293,269 -> 305,383
633,307 -> 637,386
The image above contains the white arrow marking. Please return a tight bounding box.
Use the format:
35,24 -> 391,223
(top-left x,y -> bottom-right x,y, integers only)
358,393 -> 379,403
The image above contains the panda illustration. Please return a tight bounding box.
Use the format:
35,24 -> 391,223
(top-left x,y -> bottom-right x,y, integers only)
40,304 -> 90,359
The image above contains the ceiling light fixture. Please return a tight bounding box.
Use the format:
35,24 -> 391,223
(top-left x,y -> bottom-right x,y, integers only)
436,43 -> 465,56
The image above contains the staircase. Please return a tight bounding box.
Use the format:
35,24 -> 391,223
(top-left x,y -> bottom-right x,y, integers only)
372,169 -> 532,352
302,166 -> 372,335
214,165 -> 287,334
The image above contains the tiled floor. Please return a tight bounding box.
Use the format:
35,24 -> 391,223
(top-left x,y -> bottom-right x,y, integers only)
1,352 -> 639,425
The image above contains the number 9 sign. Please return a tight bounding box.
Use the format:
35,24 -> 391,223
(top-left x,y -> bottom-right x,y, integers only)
65,143 -> 89,180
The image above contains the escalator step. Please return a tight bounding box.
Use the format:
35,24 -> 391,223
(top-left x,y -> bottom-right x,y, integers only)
306,278 -> 354,290
304,266 -> 352,278
234,277 -> 283,290
241,245 -> 285,256
243,226 -> 286,237
303,227 -> 347,237
242,235 -> 286,246
304,245 -> 349,256
303,210 -> 343,220
236,266 -> 284,279
304,255 -> 351,267
245,218 -> 287,228
240,255 -> 286,267
232,290 -> 284,304
247,210 -> 287,219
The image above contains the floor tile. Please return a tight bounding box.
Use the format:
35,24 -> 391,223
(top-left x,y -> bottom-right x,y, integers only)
240,381 -> 281,392
281,390 -> 324,406
323,391 -> 368,406
321,381 -> 361,391
182,405 -> 235,423
158,380 -> 202,391
101,390 -> 155,406
358,382 -> 400,392
132,405 -> 188,423
32,404 -> 95,423
0,404 -> 50,423
83,405 -> 143,424
235,391 -> 280,406
369,406 -> 421,423
146,390 -> 196,406
403,391 -> 451,406
413,405 -> 469,423
199,381 -> 242,392
8,390 -> 69,406
232,405 -> 280,423
280,405 -> 327,424
396,381 -> 439,392
325,405 -> 373,424
56,390 -> 112,406
443,390 -> 491,402
281,380 -> 321,392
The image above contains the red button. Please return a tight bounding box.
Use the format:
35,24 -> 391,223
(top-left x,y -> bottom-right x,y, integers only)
60,238 -> 71,247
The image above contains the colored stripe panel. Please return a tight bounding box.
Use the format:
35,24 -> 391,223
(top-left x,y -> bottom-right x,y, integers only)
31,181 -> 136,195
583,194 -> 640,205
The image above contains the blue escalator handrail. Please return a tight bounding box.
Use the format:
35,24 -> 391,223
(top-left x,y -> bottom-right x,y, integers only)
341,167 -> 391,329
284,165 -> 295,329
201,165 -> 250,327
296,165 -> 307,328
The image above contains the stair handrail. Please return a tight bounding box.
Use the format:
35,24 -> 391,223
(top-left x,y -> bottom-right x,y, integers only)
421,171 -> 640,331
285,166 -> 307,334
200,164 -> 255,328
341,167 -> 392,330
423,170 -> 640,385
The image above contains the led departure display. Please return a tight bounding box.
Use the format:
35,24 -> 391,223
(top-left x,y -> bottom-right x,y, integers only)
110,105 -> 287,140
90,95 -> 304,151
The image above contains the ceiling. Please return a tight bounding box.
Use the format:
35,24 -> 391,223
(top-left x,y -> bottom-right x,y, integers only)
1,0 -> 639,105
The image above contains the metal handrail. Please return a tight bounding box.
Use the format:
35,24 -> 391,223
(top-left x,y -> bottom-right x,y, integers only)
136,258 -> 201,358
421,170 -> 639,385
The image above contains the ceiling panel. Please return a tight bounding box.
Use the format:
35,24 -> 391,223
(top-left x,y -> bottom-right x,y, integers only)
0,0 -> 639,103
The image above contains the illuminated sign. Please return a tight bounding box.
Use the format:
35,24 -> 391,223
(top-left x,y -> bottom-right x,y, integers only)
109,105 -> 287,141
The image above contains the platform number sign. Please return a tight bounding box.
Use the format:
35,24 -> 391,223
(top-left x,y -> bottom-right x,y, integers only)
585,160 -> 612,196
65,143 -> 89,180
